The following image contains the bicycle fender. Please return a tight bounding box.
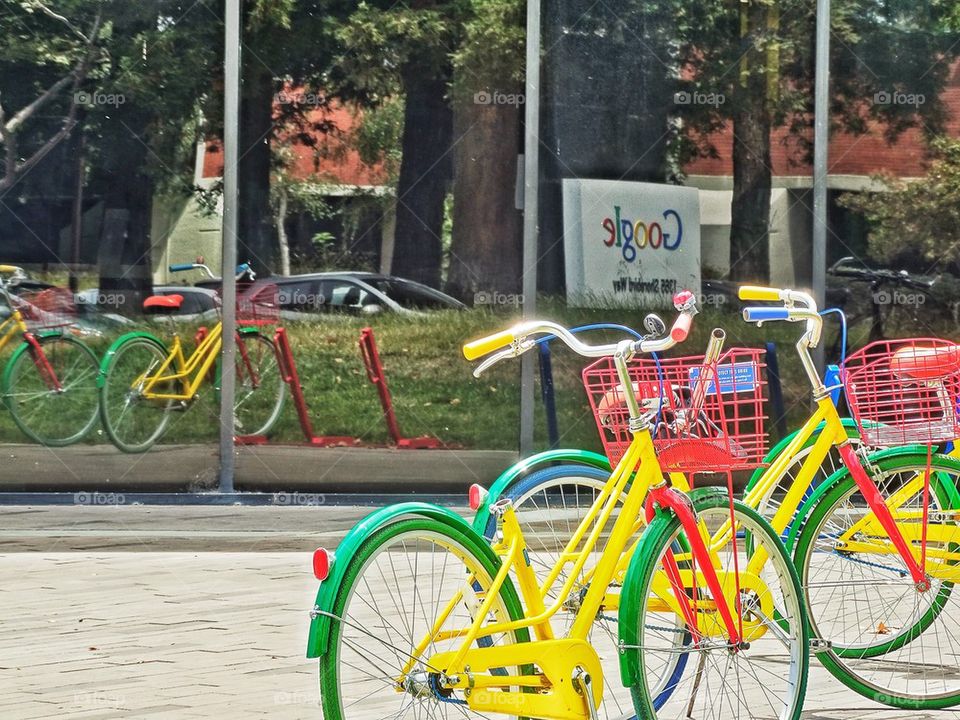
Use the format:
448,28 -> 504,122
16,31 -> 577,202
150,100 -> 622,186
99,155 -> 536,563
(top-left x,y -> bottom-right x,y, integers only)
785,448 -> 960,553
470,449 -> 612,534
617,487 -> 726,687
306,502 -> 500,659
96,332 -> 166,389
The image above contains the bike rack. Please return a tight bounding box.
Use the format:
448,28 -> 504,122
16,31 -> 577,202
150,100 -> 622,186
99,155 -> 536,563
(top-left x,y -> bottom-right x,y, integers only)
359,327 -> 441,449
236,326 -> 442,449
235,326 -> 360,447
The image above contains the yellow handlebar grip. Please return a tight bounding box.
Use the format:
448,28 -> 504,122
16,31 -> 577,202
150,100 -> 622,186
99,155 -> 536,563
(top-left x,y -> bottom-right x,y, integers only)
0,265 -> 19,274
738,285 -> 783,301
463,329 -> 516,361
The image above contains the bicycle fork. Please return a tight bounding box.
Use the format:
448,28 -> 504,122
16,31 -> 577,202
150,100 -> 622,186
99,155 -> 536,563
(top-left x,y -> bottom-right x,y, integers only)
645,484 -> 744,649
838,443 -> 929,588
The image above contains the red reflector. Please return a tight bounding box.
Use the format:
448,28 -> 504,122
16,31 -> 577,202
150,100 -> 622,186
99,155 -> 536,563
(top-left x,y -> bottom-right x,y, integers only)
468,484 -> 487,511
313,548 -> 333,581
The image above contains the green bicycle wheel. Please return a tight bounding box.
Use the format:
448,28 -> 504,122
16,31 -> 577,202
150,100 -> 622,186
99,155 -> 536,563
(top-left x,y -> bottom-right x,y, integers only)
99,335 -> 175,453
793,452 -> 960,708
2,333 -> 99,446
319,518 -> 530,720
620,492 -> 809,720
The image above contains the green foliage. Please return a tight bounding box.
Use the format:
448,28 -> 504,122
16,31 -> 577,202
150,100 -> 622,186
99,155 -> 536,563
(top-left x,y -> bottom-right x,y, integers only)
671,0 -> 960,167
349,98 -> 404,185
839,137 -> 960,271
450,0 -> 524,102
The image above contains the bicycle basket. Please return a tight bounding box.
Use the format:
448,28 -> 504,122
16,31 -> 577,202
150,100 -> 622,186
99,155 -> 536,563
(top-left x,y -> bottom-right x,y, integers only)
582,348 -> 768,473
237,283 -> 280,326
842,338 -> 960,447
14,288 -> 77,329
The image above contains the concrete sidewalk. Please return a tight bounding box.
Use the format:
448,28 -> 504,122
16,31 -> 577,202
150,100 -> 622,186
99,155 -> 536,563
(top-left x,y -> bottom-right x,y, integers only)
0,550 -> 937,720
0,443 -> 518,493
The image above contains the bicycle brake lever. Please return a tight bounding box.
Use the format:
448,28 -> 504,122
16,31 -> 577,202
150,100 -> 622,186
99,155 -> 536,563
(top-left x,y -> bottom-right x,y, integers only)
472,340 -> 535,378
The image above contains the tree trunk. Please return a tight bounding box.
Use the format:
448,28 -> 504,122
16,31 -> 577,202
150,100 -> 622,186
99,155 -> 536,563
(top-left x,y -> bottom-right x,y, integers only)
276,186 -> 291,275
446,97 -> 522,303
388,67 -> 453,288
238,66 -> 276,275
729,5 -> 773,283
97,114 -> 153,316
729,107 -> 772,281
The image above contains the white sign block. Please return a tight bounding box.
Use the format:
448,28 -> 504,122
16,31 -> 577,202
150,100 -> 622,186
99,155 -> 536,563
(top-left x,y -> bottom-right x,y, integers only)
563,179 -> 701,308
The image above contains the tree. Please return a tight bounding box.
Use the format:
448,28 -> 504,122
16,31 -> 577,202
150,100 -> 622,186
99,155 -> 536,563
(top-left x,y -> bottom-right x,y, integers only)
673,0 -> 960,281
0,2 -> 103,194
445,0 -> 525,302
330,1 -> 464,288
839,137 -> 960,273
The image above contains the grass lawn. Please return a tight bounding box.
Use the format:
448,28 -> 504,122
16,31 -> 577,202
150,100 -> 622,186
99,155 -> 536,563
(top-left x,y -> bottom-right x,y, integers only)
0,299 -> 955,451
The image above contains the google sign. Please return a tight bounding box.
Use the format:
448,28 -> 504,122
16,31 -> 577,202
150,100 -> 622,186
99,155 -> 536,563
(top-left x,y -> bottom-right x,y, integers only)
601,206 -> 683,262
563,179 -> 701,309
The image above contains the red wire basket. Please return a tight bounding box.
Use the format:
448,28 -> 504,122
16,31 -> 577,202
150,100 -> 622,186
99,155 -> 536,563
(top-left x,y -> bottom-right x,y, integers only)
842,338 -> 960,447
583,348 -> 769,473
237,283 -> 280,327
14,288 -> 77,329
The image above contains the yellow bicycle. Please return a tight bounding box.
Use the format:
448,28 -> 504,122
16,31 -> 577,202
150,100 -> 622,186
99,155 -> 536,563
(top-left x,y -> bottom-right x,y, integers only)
306,293 -> 809,720
0,265 -> 99,446
97,262 -> 285,452
473,285 -> 960,710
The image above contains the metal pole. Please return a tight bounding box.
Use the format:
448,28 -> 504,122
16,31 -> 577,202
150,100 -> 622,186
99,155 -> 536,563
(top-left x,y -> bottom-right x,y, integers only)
520,0 -> 541,455
219,0 -> 241,493
812,0 -> 831,370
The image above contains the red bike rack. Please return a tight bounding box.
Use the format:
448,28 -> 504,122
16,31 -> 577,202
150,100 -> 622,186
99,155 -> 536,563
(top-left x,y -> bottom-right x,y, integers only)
236,327 -> 360,447
359,327 -> 441,449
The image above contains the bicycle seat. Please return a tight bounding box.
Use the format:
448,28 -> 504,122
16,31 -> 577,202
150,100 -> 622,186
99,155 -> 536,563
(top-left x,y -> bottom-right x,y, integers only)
890,345 -> 960,381
143,294 -> 184,313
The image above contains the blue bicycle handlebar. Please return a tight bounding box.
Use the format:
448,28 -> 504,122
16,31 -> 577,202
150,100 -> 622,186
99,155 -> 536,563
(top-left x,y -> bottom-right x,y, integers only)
169,263 -> 195,272
743,307 -> 790,322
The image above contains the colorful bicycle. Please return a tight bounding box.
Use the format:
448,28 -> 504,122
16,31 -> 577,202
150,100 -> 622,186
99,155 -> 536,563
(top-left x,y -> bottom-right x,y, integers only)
0,265 -> 99,446
470,285 -> 960,710
306,292 -> 810,720
97,262 -> 286,452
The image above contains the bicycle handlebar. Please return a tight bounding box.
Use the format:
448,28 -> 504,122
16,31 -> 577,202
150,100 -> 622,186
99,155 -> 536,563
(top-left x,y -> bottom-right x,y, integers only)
168,262 -> 253,281
463,290 -> 699,377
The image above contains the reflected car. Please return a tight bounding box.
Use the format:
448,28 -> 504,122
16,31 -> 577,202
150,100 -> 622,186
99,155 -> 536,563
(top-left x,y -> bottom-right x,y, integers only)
267,272 -> 465,319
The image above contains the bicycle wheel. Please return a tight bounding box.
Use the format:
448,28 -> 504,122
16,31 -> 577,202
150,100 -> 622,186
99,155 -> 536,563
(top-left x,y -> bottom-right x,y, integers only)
793,453 -> 960,708
483,464 -> 686,719
2,334 -> 99,446
622,494 -> 809,720
99,335 -> 174,453
231,332 -> 285,437
319,518 -> 530,720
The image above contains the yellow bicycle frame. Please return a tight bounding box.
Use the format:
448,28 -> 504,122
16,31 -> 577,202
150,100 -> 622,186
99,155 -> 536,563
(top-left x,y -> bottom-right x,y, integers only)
137,322 -> 224,401
407,426 -> 747,720
0,308 -> 29,354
